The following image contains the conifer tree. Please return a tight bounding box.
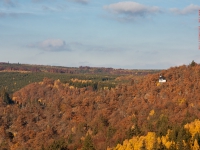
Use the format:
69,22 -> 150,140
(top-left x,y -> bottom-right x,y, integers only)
82,134 -> 95,150
0,87 -> 13,105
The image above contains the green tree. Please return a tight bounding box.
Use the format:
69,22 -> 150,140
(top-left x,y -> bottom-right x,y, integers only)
107,126 -> 116,139
190,60 -> 197,67
156,115 -> 169,136
194,133 -> 200,146
158,141 -> 167,150
0,88 -> 13,105
177,127 -> 191,149
45,139 -> 68,150
82,134 -> 95,150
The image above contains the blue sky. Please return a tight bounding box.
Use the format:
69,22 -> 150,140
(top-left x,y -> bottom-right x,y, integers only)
0,0 -> 200,69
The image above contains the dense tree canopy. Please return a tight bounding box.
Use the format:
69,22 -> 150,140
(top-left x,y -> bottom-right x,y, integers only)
0,63 -> 200,149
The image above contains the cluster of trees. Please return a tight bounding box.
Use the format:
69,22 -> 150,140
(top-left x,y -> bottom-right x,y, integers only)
68,80 -> 116,91
0,72 -> 120,94
112,119 -> 200,150
0,62 -> 199,149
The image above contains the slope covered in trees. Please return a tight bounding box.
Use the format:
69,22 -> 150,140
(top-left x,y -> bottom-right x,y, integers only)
0,63 -> 199,149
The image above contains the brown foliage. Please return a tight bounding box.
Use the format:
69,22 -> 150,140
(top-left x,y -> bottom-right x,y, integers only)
0,64 -> 200,149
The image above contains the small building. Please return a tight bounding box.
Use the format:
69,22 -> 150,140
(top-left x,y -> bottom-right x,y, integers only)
159,75 -> 166,83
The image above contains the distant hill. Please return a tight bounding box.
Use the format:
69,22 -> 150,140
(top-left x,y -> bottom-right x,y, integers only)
0,62 -> 161,75
0,62 -> 161,94
0,62 -> 199,149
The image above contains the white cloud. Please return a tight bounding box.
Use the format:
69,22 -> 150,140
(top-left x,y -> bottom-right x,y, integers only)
0,12 -> 6,17
32,0 -> 43,2
0,11 -> 31,18
104,1 -> 161,21
31,0 -> 89,4
68,0 -> 89,4
1,0 -> 15,6
42,5 -> 66,12
29,39 -> 70,52
170,4 -> 200,15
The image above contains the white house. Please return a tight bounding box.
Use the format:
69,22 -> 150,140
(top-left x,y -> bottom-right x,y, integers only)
159,75 -> 166,83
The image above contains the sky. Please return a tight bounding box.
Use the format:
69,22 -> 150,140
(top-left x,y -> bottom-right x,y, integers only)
0,0 -> 200,69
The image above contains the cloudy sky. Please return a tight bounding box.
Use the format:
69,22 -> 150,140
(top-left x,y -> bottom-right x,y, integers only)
0,0 -> 200,69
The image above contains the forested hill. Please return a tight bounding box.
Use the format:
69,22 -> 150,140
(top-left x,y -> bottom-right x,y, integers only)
0,62 -> 160,75
0,62 -> 200,149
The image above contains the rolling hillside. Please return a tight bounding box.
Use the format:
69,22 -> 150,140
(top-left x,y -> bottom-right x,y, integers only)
0,62 -> 199,149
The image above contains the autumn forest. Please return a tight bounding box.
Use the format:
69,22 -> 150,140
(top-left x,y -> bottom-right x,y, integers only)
0,62 -> 200,150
